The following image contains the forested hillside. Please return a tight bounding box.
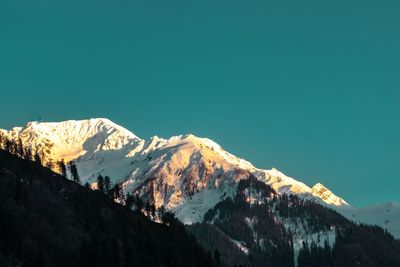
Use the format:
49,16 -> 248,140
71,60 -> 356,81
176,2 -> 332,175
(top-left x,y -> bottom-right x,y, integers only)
0,149 -> 215,267
189,176 -> 400,267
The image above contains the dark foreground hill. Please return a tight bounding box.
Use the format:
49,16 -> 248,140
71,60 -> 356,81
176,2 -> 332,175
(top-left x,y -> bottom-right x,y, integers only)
0,149 -> 215,267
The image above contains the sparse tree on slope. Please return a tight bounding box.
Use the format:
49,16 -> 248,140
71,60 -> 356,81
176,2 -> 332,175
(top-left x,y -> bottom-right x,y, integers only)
104,176 -> 112,196
70,162 -> 80,184
17,137 -> 24,158
34,151 -> 42,166
97,175 -> 105,193
125,194 -> 135,209
57,159 -> 67,177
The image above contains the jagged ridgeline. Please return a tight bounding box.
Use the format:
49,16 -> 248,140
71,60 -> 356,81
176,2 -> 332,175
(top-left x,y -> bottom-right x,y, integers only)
188,176 -> 400,267
0,149 -> 216,267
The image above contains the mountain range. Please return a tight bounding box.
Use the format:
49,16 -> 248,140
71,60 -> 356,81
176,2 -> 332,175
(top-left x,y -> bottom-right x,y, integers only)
1,118 -> 400,266
1,118 -> 398,235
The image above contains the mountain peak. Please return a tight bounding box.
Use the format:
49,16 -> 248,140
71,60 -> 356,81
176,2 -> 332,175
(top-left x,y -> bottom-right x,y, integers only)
312,182 -> 328,191
1,118 -> 142,163
24,118 -> 140,139
311,182 -> 349,206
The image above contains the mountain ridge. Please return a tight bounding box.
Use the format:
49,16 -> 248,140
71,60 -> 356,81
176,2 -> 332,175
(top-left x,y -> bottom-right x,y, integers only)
1,118 -> 398,238
0,119 -> 346,205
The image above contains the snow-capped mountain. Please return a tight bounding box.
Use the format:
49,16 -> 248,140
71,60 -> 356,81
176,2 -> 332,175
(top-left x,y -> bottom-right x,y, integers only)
1,118 -> 398,238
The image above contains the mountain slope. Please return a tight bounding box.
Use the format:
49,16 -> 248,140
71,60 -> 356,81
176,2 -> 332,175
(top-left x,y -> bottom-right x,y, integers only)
0,149 -> 215,267
1,119 -> 398,239
339,201 -> 400,239
188,176 -> 400,267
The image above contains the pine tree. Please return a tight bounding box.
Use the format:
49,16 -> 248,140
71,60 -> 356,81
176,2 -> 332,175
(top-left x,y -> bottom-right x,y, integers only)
322,239 -> 333,266
135,195 -> 143,212
97,175 -> 105,193
150,203 -> 156,218
10,139 -> 16,154
125,194 -> 135,209
159,205 -> 165,218
5,138 -> 12,154
17,137 -> 24,158
298,241 -> 311,267
161,211 -> 176,225
58,159 -> 67,177
34,151 -> 42,166
104,176 -> 112,196
145,200 -> 151,215
70,162 -> 80,184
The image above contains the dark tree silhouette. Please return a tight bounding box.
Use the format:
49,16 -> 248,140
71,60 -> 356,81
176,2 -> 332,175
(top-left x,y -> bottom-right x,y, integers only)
135,195 -> 144,212
97,175 -> 105,193
145,200 -> 151,216
34,151 -> 42,166
125,194 -> 135,209
150,203 -> 156,218
104,176 -> 112,196
17,137 -> 24,158
69,162 -> 80,184
57,159 -> 67,177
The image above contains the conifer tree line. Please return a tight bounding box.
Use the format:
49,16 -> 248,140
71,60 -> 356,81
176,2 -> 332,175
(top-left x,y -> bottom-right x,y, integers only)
0,133 -> 80,184
69,161 -> 80,184
0,134 -> 165,221
0,133 -> 34,161
94,174 -> 167,222
95,174 -> 125,203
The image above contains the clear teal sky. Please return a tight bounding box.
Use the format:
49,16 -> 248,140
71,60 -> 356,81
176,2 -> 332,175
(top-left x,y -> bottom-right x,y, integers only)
1,0 -> 399,207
